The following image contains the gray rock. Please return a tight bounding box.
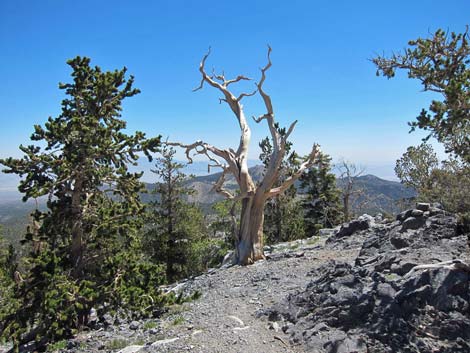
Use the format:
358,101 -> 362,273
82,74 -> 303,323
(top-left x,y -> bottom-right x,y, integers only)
117,346 -> 143,353
411,209 -> 424,217
268,321 -> 280,332
319,228 -> 337,237
329,219 -> 369,240
390,232 -> 411,249
100,313 -> 113,326
221,250 -> 235,266
129,321 -> 140,330
429,207 -> 445,216
397,209 -> 412,222
416,202 -> 431,211
401,216 -> 426,231
390,261 -> 417,275
88,308 -> 98,324
149,328 -> 159,335
358,214 -> 375,224
265,211 -> 470,353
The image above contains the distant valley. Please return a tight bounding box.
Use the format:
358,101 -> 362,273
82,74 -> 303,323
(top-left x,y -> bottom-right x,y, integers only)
0,165 -> 415,247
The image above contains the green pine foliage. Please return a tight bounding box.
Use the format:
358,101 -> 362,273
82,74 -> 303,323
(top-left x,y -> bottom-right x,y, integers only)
259,134 -> 306,244
395,143 -> 470,216
143,146 -> 223,282
263,191 -> 306,244
300,154 -> 343,235
210,198 -> 241,250
0,57 -> 166,350
0,228 -> 19,342
373,27 -> 470,163
395,142 -> 439,191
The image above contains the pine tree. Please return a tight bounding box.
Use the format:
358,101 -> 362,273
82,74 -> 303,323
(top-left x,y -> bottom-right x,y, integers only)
373,28 -> 470,163
259,135 -> 305,244
144,145 -> 208,282
210,198 -> 240,248
0,57 -> 163,349
0,228 -> 19,336
300,154 -> 343,235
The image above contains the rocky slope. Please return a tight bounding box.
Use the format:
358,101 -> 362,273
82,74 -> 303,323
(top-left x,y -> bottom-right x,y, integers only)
2,204 -> 468,353
264,203 -> 470,353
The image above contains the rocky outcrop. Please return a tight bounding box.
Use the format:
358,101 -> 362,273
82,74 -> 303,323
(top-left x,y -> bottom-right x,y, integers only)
20,204 -> 469,353
264,205 -> 470,353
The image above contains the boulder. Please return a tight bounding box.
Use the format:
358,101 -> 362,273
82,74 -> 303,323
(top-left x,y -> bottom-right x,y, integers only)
410,209 -> 424,217
401,216 -> 426,231
416,202 -> 431,212
266,210 -> 470,353
333,219 -> 369,239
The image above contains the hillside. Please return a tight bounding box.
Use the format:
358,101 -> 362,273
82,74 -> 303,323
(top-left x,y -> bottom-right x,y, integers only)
0,167 -> 416,246
8,205 -> 467,353
183,167 -> 416,215
338,174 -> 416,215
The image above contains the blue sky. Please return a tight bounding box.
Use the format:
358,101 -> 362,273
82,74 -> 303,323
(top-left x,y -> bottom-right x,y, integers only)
0,0 -> 469,181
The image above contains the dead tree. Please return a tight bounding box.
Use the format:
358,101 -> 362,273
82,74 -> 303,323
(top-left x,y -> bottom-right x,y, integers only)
336,160 -> 365,222
169,47 -> 321,265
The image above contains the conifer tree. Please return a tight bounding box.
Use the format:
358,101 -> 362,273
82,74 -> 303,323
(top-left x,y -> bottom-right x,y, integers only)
210,198 -> 240,248
300,154 -> 343,235
373,27 -> 470,163
0,57 -> 162,349
259,135 -> 305,244
0,228 -> 18,334
144,145 -> 207,282
395,142 -> 439,191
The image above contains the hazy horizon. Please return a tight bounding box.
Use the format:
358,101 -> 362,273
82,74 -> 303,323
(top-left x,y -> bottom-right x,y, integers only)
0,158 -> 399,202
1,0 -> 466,187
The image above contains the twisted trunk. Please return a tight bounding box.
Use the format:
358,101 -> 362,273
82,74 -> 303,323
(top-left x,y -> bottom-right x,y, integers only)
237,192 -> 266,265
170,47 -> 321,265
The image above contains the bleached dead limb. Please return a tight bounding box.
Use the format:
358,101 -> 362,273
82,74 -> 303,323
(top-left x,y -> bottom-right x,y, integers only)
227,315 -> 245,326
267,144 -> 322,197
167,140 -> 232,165
169,46 -> 321,264
253,46 -> 288,191
404,259 -> 470,278
233,326 -> 251,332
212,167 -> 236,199
274,335 -> 290,347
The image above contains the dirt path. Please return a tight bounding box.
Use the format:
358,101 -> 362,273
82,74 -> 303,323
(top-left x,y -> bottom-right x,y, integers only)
139,242 -> 360,353
0,238 -> 360,353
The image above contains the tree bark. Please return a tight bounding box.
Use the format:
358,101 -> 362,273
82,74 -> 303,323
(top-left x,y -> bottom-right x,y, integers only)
70,176 -> 84,277
169,47 -> 321,265
237,193 -> 266,265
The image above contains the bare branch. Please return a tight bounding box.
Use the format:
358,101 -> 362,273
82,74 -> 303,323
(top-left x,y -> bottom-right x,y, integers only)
212,167 -> 236,199
212,68 -> 225,82
237,89 -> 257,101
225,75 -> 252,86
405,260 -> 470,278
285,120 -> 298,140
252,114 -> 270,124
267,144 -> 321,197
257,45 -> 274,116
166,140 -> 230,165
211,167 -> 255,201
193,47 -> 212,92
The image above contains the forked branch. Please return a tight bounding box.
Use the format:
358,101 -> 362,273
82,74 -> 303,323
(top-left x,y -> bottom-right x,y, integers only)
267,144 -> 322,197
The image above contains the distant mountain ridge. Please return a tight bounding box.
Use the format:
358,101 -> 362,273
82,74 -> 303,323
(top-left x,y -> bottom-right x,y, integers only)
144,165 -> 416,214
1,165 -> 416,247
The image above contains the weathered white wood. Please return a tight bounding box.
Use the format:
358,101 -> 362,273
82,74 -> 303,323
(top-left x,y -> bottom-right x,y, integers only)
169,47 -> 320,264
